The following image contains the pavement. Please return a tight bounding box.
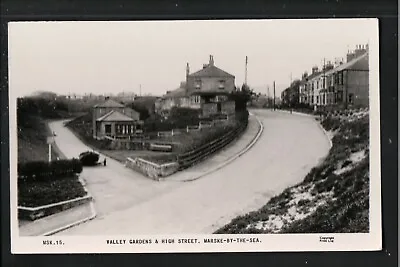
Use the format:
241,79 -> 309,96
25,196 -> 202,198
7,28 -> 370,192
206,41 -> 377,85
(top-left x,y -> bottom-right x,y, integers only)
19,202 -> 95,236
166,115 -> 262,182
45,110 -> 330,235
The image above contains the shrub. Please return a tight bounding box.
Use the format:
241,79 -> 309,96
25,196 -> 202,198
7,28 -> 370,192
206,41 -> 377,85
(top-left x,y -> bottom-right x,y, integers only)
18,175 -> 87,207
79,151 -> 100,166
18,159 -> 82,182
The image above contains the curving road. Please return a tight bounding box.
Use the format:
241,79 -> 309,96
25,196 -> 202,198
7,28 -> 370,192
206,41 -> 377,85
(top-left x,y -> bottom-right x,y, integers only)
49,110 -> 330,235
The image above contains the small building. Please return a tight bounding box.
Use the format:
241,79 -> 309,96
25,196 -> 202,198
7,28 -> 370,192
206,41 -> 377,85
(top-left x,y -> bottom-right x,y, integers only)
156,55 -> 236,118
92,99 -> 143,139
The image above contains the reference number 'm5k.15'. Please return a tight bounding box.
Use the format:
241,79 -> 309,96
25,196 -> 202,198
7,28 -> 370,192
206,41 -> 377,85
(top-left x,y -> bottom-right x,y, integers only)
43,240 -> 65,246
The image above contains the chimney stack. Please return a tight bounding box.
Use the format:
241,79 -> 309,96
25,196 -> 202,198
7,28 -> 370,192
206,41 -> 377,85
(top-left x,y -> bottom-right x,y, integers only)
312,66 -> 318,74
209,55 -> 214,66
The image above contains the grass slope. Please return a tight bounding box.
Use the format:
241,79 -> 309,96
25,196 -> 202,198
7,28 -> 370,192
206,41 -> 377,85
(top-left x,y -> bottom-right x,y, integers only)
18,115 -> 62,163
215,109 -> 369,234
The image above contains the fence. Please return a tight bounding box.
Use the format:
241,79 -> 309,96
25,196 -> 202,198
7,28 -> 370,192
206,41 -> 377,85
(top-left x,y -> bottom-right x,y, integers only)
125,112 -> 248,179
155,114 -> 230,137
177,120 -> 248,170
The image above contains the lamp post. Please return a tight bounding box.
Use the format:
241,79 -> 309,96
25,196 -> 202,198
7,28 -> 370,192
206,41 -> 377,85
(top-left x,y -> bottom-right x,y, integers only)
47,133 -> 55,162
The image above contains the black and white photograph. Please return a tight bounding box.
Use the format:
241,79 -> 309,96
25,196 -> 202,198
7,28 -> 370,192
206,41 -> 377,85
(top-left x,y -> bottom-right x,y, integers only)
9,19 -> 381,253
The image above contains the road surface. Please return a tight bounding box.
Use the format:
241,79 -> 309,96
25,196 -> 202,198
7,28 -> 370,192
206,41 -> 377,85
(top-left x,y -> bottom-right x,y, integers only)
49,110 -> 330,235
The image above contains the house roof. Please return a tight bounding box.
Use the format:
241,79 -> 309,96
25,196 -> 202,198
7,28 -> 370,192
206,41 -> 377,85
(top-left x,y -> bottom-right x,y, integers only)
325,52 -> 368,75
302,52 -> 368,84
96,110 -> 135,122
94,99 -> 125,108
189,64 -> 235,78
163,87 -> 188,99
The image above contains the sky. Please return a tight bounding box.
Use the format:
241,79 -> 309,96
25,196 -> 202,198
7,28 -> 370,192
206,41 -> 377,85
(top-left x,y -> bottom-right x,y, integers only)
8,19 -> 377,98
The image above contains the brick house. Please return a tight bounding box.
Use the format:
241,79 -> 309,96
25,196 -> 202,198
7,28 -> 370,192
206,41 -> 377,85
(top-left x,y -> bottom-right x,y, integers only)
92,99 -> 143,139
156,55 -> 236,118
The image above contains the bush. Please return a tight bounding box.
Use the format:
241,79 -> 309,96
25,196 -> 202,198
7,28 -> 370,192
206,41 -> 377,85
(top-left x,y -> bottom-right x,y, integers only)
18,159 -> 82,182
79,151 -> 100,166
18,175 -> 87,207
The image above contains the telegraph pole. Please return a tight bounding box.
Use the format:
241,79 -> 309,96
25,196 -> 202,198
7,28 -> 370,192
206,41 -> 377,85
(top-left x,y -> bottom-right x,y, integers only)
273,81 -> 276,111
245,56 -> 248,86
139,84 -> 142,96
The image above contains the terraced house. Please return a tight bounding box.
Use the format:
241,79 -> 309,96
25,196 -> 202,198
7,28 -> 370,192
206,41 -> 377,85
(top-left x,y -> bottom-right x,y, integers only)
299,44 -> 369,110
155,55 -> 237,118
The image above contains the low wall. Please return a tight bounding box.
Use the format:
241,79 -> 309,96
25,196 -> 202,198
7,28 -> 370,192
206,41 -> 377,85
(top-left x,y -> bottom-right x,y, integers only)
221,101 -> 236,115
125,157 -> 179,180
18,195 -> 92,221
125,113 -> 248,180
202,103 -> 218,117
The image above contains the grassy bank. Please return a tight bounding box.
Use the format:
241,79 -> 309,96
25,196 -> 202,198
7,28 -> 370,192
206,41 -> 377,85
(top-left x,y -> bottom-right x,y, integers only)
17,96 -> 82,163
17,96 -> 87,209
215,109 -> 369,234
18,115 -> 63,163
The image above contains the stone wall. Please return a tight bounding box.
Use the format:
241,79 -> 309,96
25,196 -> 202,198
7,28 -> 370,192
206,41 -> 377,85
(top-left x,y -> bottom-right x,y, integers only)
202,103 -> 218,117
221,101 -> 236,115
125,157 -> 179,180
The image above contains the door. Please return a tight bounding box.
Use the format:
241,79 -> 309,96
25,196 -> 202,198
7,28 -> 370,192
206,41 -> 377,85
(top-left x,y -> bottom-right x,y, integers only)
217,102 -> 222,112
105,124 -> 112,136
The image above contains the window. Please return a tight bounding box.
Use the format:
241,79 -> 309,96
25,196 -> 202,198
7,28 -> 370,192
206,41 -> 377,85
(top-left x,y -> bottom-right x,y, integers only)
192,95 -> 201,104
348,93 -> 354,104
218,80 -> 225,89
339,72 -> 343,85
195,79 -> 202,89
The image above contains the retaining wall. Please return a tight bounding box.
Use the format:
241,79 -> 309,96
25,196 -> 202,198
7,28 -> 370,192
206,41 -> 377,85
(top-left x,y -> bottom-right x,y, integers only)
125,157 -> 179,180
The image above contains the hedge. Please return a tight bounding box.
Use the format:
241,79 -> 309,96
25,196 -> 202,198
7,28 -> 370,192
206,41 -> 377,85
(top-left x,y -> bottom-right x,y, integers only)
18,159 -> 83,182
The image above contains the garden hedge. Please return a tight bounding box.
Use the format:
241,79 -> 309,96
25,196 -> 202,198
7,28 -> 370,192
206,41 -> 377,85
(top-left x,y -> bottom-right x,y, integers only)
18,158 -> 82,182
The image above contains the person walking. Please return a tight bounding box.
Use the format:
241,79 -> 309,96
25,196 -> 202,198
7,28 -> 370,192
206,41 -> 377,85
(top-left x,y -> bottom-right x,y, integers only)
103,157 -> 107,166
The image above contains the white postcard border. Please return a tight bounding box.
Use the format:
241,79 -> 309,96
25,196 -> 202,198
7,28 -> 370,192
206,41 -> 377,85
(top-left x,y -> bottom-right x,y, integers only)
9,18 -> 381,253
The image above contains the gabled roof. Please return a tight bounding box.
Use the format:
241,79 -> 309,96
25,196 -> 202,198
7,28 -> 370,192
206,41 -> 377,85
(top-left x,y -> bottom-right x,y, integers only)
303,52 -> 369,83
163,87 -> 188,99
94,99 -> 125,108
189,64 -> 234,78
96,110 -> 134,122
325,52 -> 369,75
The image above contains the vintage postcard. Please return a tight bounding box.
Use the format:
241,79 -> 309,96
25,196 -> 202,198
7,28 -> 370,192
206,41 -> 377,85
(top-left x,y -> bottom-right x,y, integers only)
9,19 -> 381,253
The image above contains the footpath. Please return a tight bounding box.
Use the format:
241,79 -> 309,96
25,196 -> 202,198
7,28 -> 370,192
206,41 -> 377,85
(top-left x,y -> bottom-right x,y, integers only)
19,114 -> 262,236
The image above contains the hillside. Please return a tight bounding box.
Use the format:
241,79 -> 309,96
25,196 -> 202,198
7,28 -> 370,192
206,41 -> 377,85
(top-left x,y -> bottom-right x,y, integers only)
17,97 -> 81,163
216,108 -> 370,234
